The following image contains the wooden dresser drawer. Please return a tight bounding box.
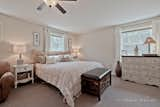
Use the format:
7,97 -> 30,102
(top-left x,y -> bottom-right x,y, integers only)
15,65 -> 33,73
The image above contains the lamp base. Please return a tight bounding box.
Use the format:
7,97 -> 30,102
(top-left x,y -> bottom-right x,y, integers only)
17,59 -> 24,65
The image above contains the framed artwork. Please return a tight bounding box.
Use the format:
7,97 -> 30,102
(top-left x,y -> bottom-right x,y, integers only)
33,32 -> 40,47
68,38 -> 72,51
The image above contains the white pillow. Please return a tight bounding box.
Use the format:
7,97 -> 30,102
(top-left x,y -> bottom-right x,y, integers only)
54,55 -> 63,62
46,55 -> 64,64
46,56 -> 57,64
63,54 -> 74,61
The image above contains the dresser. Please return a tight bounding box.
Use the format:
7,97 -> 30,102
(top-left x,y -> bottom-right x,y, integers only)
122,56 -> 160,87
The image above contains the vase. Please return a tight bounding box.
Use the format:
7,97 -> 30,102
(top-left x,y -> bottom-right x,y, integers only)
134,45 -> 139,56
115,61 -> 122,77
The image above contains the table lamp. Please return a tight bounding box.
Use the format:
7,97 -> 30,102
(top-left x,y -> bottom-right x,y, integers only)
13,44 -> 26,65
144,37 -> 156,54
72,48 -> 80,59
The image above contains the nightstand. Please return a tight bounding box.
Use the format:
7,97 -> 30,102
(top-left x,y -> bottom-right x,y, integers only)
13,64 -> 34,88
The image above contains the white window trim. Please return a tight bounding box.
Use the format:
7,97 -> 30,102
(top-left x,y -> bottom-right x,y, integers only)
114,17 -> 160,74
119,20 -> 153,54
152,19 -> 160,54
120,27 -> 153,56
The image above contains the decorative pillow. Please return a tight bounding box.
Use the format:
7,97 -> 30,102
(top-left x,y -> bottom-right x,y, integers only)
54,55 -> 64,62
34,55 -> 46,64
64,54 -> 74,60
46,56 -> 57,64
31,49 -> 46,64
60,54 -> 74,62
60,57 -> 72,62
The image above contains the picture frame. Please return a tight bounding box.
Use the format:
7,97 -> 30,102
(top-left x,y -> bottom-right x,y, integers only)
33,32 -> 40,47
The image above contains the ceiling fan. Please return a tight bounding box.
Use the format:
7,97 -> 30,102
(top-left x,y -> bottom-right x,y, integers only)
37,0 -> 77,14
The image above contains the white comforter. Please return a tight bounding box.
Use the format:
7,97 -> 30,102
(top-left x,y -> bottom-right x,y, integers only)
35,61 -> 104,107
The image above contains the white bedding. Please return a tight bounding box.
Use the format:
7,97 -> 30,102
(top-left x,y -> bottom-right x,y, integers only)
35,61 -> 104,107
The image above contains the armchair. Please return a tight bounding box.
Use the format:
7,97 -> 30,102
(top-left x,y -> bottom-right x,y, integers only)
0,61 -> 14,103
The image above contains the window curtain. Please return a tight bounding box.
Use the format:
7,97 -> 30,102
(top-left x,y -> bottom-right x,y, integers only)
115,26 -> 121,62
113,26 -> 121,75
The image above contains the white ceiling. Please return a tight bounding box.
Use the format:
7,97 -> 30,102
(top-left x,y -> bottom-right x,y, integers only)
0,0 -> 160,34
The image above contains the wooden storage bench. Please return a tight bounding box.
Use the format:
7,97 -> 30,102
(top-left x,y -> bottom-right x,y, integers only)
81,68 -> 111,101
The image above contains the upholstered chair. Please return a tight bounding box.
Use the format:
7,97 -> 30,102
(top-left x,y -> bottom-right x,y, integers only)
0,61 -> 14,103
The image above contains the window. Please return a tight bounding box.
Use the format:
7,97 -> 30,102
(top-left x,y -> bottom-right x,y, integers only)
49,34 -> 65,51
121,28 -> 155,56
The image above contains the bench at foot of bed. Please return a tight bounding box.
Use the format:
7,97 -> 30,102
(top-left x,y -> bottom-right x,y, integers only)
81,68 -> 112,101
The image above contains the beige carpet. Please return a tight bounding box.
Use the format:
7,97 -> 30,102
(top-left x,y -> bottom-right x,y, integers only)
1,76 -> 160,107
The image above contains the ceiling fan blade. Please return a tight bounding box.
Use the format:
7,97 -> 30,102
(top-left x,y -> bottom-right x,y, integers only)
37,2 -> 45,11
59,0 -> 77,1
55,3 -> 66,14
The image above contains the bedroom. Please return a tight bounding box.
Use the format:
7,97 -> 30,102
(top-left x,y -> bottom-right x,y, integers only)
0,0 -> 160,107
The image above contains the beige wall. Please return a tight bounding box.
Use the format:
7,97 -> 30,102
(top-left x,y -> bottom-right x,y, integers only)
0,13 -> 76,64
78,27 -> 116,70
0,13 -> 44,63
0,13 -> 44,50
77,16 -> 160,74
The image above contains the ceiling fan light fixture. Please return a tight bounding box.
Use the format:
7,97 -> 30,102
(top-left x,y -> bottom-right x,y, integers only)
43,0 -> 58,7
38,0 -> 77,14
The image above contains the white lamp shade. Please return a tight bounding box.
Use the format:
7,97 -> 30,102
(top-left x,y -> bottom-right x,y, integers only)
72,48 -> 80,56
144,37 -> 156,44
13,44 -> 26,54
43,0 -> 58,7
72,48 -> 80,53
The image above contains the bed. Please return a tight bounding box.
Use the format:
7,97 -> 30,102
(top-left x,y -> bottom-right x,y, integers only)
35,61 -> 104,107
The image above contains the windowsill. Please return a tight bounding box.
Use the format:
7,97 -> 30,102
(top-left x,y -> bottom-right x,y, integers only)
122,55 -> 160,57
